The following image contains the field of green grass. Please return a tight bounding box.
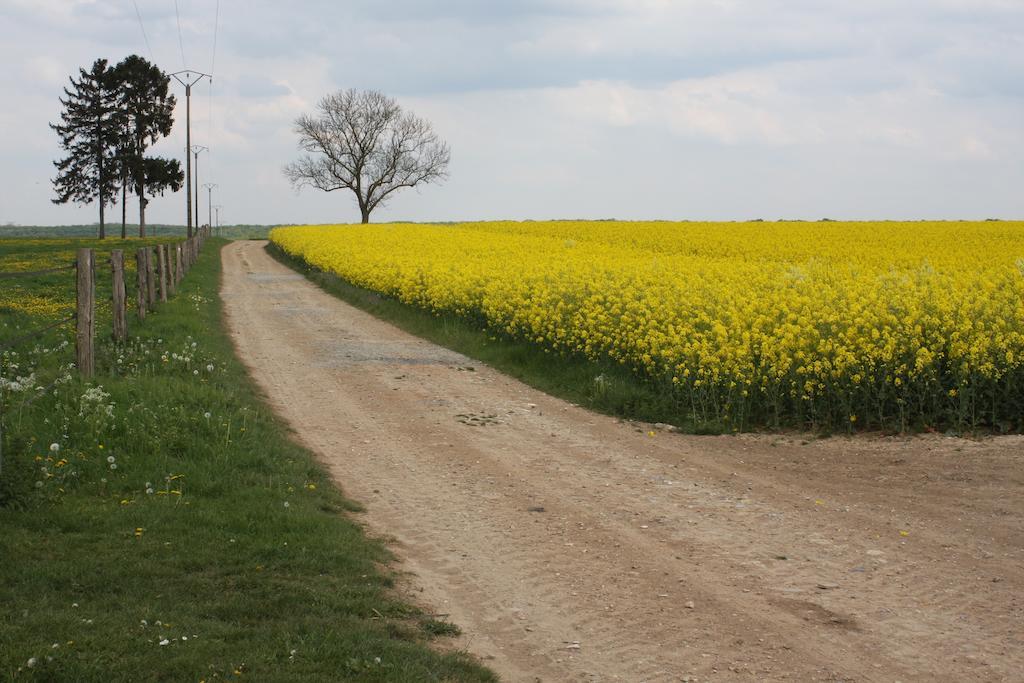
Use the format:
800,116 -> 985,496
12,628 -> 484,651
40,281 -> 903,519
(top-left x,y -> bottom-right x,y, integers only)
0,237 -> 494,681
0,225 -> 275,240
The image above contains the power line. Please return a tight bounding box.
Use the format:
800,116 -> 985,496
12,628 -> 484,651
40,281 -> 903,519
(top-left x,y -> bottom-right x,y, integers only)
131,0 -> 155,62
211,0 -> 220,77
207,80 -> 213,160
173,0 -> 187,68
205,0 -> 218,187
208,0 -> 221,199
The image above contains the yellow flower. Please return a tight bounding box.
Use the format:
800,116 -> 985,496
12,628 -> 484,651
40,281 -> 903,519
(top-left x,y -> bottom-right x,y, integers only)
270,220 -> 1024,428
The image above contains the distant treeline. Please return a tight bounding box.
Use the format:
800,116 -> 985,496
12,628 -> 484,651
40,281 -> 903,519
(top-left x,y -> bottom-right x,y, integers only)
0,224 -> 277,239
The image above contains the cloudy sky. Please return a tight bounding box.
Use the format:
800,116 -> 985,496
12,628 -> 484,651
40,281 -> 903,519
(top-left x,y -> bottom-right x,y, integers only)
2,0 -> 1022,226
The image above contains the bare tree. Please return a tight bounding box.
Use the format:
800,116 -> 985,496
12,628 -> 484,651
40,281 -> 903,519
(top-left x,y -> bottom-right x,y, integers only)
284,89 -> 450,223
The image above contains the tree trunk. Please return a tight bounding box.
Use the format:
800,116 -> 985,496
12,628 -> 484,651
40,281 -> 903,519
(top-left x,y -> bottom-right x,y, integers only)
138,182 -> 147,238
137,134 -> 146,238
121,182 -> 127,239
360,207 -> 370,224
97,114 -> 105,239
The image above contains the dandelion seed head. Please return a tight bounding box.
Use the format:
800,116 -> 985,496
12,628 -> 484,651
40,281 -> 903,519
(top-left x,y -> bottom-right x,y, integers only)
49,443 -> 60,452
106,455 -> 115,463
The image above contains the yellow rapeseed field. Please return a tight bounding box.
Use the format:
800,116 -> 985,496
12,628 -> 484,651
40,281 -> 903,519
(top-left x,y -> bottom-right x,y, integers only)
271,221 -> 1024,430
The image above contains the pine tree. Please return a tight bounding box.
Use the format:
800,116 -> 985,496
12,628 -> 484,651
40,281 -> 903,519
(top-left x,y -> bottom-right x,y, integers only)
51,59 -> 122,239
111,55 -> 182,238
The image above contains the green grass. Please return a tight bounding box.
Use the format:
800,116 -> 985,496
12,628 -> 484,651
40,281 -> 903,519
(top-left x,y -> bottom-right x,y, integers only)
0,225 -> 276,240
0,238 -> 495,682
0,236 -> 176,329
266,243 -> 717,434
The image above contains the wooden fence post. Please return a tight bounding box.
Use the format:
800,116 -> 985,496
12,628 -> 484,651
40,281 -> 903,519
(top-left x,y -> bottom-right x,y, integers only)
175,243 -> 184,284
76,248 -> 95,377
111,250 -> 127,343
166,244 -> 176,297
146,247 -> 157,310
136,248 -> 147,321
157,244 -> 168,302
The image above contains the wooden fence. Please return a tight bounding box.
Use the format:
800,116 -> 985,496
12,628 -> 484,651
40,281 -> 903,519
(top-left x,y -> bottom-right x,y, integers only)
0,227 -> 211,379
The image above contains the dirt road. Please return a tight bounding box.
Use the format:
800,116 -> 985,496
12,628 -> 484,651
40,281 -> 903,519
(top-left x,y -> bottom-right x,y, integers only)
221,241 -> 1023,682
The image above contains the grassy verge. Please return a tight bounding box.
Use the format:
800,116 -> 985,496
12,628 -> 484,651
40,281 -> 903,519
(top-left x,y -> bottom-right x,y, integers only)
0,239 -> 495,682
266,243 -> 718,434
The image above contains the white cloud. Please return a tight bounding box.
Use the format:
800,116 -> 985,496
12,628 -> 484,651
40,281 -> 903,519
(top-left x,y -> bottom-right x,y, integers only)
1,0 -> 1022,226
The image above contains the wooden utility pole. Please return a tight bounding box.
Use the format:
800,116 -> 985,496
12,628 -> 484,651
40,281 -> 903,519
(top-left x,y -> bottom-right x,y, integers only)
203,183 -> 217,229
170,71 -> 211,238
192,145 -> 208,228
